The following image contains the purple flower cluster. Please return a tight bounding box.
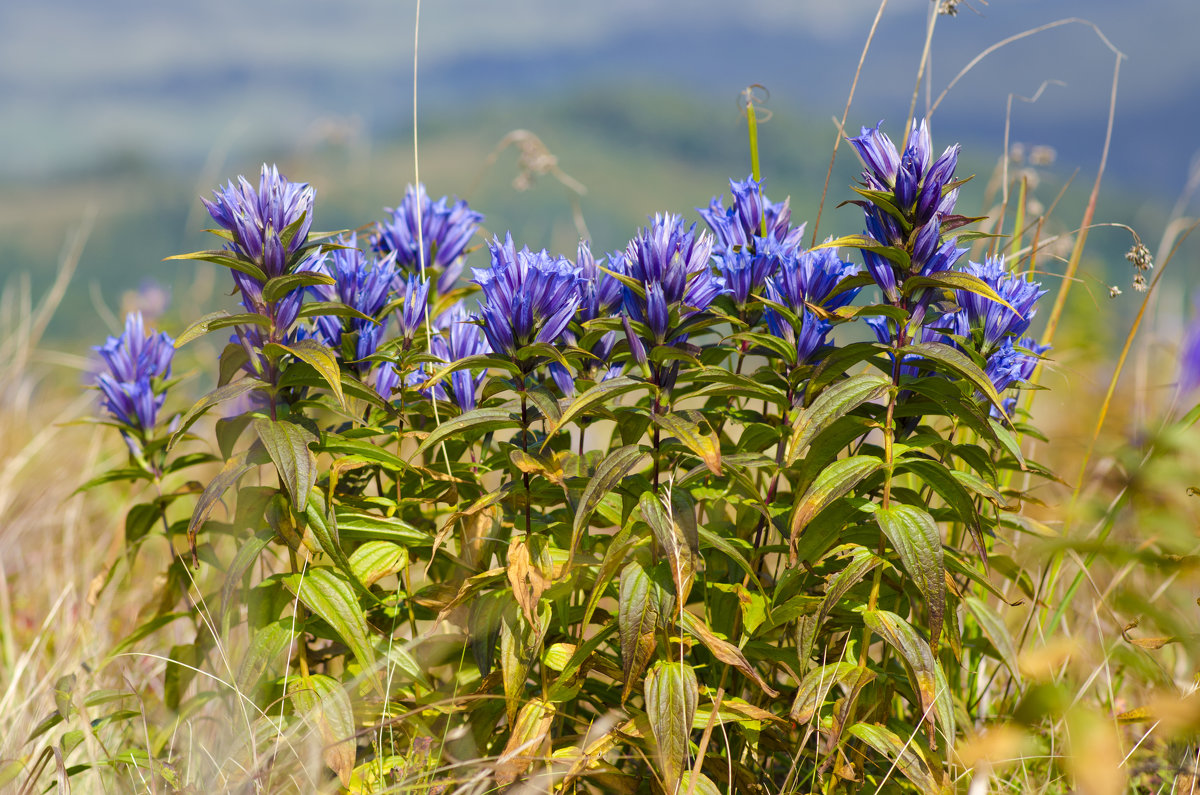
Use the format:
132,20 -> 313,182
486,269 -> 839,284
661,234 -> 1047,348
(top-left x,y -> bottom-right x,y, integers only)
764,247 -> 862,364
849,120 -> 964,304
203,164 -> 321,331
309,235 -> 405,370
474,234 -> 584,361
94,312 -> 174,434
373,184 -> 483,295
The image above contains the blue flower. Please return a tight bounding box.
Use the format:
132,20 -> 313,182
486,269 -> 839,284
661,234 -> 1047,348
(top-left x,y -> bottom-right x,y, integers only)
432,304 -> 491,410
620,214 -> 724,345
985,336 -> 1049,415
551,241 -> 625,396
473,234 -> 582,360
948,256 -> 1047,353
94,312 -> 175,433
849,120 -> 964,303
698,176 -> 806,257
373,184 -> 483,294
760,247 -> 860,364
717,247 -> 780,310
202,164 -> 317,318
850,120 -> 960,226
308,235 -> 401,368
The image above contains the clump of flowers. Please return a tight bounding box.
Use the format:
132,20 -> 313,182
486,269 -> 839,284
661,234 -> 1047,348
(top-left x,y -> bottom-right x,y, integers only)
474,234 -> 583,364
849,119 -> 966,306
373,184 -> 483,295
94,312 -> 175,452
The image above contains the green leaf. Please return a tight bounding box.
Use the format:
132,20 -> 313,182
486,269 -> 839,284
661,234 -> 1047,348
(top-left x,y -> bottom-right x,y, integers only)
862,609 -> 945,742
789,455 -> 883,555
679,611 -> 779,697
965,596 -> 1021,683
292,673 -> 356,787
572,444 -> 647,546
790,662 -> 875,724
282,567 -> 380,693
654,409 -> 721,475
581,520 -> 640,628
543,376 -> 643,445
645,661 -> 698,789
899,341 -> 1007,419
618,561 -> 662,702
411,406 -> 521,459
253,418 -> 317,509
348,541 -> 408,588
639,492 -> 696,605
187,454 -> 257,561
813,234 -> 912,270
175,310 -> 269,348
261,271 -> 334,304
813,545 -> 887,631
896,456 -> 987,564
165,249 -> 267,283
697,527 -> 762,591
265,339 -> 345,409
788,372 -> 890,462
874,504 -> 946,649
846,722 -> 941,794
220,529 -> 273,623
169,378 -> 268,450
902,270 -> 1021,317
297,301 -> 376,323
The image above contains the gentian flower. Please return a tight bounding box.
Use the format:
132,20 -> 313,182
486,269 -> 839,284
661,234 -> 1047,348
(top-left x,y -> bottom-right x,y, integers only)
849,120 -> 964,304
762,247 -> 861,364
94,312 -> 174,435
473,234 -> 582,361
985,336 -> 1049,416
551,241 -> 625,396
202,164 -> 317,322
698,176 -> 806,257
373,184 -> 483,294
948,256 -> 1046,353
430,304 -> 491,410
308,235 -> 401,370
718,247 -> 780,310
620,214 -> 723,346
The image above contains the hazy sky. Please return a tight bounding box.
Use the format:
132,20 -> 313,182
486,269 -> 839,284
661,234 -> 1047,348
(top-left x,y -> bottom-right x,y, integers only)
3,0 -> 1197,193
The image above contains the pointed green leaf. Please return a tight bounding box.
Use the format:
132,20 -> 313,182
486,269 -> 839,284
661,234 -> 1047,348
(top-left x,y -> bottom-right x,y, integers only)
169,378 -> 268,451
789,372 -> 890,462
639,492 -> 695,605
896,456 -> 988,564
166,249 -> 267,283
790,662 -> 875,724
348,541 -> 408,588
902,270 -> 1020,317
292,673 -> 356,787
654,409 -> 721,475
572,444 -> 647,544
187,454 -> 256,560
679,611 -> 779,697
874,504 -> 946,649
899,341 -> 1007,419
261,271 -> 336,304
253,418 -> 317,509
618,561 -> 662,702
282,567 -> 379,691
789,455 -> 883,552
266,339 -> 345,409
412,406 -> 521,459
543,376 -> 643,445
645,661 -> 698,788
847,722 -> 941,794
175,311 -> 270,348
862,609 -> 945,742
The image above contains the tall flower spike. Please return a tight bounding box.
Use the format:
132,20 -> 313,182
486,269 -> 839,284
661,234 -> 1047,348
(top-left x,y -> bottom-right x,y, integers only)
374,184 -> 483,294
474,234 -> 582,360
94,312 -> 175,433
621,214 -> 723,345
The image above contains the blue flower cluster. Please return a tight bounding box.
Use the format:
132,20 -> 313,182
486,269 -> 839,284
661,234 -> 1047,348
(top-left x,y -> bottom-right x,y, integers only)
850,120 -> 965,305
163,140 -> 1049,422
94,312 -> 175,436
